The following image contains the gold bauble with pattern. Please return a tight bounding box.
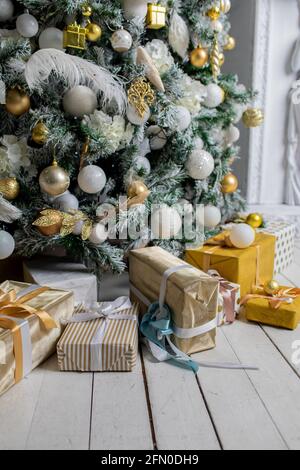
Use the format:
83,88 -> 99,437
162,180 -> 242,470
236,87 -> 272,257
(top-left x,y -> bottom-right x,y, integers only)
86,22 -> 102,41
264,279 -> 280,296
190,45 -> 209,68
219,0 -> 231,14
224,35 -> 236,51
221,173 -> 238,194
206,6 -> 221,20
31,122 -> 49,145
242,108 -> 264,128
39,160 -> 70,196
5,87 -> 30,117
0,177 -> 20,200
246,213 -> 263,229
33,209 -> 63,236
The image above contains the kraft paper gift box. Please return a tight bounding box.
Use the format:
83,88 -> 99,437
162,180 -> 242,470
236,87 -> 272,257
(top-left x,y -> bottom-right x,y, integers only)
129,246 -> 220,355
0,280 -> 74,397
57,298 -> 139,372
259,220 -> 296,274
242,288 -> 300,330
185,232 -> 276,298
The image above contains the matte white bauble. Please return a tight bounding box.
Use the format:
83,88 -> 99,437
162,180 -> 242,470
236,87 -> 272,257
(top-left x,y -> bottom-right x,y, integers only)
123,0 -> 148,20
226,124 -> 240,144
209,127 -> 225,145
173,106 -> 191,132
203,84 -> 225,108
134,156 -> 151,174
54,191 -> 79,211
203,205 -> 221,229
0,230 -> 15,260
111,29 -> 133,52
63,86 -> 97,118
211,20 -> 223,32
186,149 -> 214,180
127,104 -> 150,125
229,223 -> 255,249
78,165 -> 107,194
147,125 -> 167,150
151,206 -> 182,239
194,137 -> 204,150
16,13 -> 39,38
73,220 -> 84,235
39,27 -> 64,50
0,0 -> 14,22
89,223 -> 108,245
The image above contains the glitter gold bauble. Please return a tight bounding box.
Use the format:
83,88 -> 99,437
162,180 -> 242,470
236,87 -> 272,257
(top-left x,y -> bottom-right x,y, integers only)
207,6 -> 221,20
86,22 -> 102,41
0,177 -> 20,200
242,108 -> 264,128
5,87 -> 30,117
190,46 -> 208,68
31,121 -> 49,145
221,173 -> 238,193
264,279 -> 280,296
39,160 -> 70,196
246,213 -> 263,229
224,35 -> 236,51
33,209 -> 63,236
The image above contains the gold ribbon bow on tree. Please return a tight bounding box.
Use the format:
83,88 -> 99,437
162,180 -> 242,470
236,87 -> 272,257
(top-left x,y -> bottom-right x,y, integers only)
240,286 -> 300,310
33,209 -> 93,240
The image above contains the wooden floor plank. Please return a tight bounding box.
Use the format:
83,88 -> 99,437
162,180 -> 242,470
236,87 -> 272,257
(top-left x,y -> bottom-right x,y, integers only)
141,346 -> 221,450
194,328 -> 287,450
90,353 -> 153,450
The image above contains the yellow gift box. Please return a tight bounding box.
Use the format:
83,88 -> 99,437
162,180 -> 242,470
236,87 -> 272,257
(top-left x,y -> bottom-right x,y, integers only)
242,288 -> 300,330
185,233 -> 276,297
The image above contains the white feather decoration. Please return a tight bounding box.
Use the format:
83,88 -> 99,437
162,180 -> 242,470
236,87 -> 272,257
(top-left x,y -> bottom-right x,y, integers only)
24,49 -> 127,113
168,12 -> 190,60
0,196 -> 22,223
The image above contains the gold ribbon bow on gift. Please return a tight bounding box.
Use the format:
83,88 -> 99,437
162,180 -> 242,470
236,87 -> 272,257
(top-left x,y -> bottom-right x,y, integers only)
0,286 -> 58,383
240,287 -> 300,310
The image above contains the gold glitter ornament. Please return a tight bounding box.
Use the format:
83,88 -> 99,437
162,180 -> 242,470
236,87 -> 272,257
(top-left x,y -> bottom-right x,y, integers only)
33,209 -> 63,236
242,108 -> 264,128
0,177 -> 20,200
31,121 -> 49,145
128,77 -> 155,118
224,35 -> 236,51
207,6 -> 221,20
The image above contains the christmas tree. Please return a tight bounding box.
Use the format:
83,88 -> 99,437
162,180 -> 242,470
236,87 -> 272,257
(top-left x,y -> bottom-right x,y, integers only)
0,0 -> 261,275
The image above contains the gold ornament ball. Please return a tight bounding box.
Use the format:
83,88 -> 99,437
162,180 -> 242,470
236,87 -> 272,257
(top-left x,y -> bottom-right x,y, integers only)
86,22 -> 102,41
5,87 -> 31,117
242,108 -> 264,128
127,180 -> 149,199
246,213 -> 263,229
264,279 -> 280,296
39,161 -> 70,196
224,35 -> 236,51
207,6 -> 221,20
36,211 -> 63,237
221,173 -> 239,194
32,122 -> 49,145
219,52 -> 225,66
190,46 -> 209,68
0,177 -> 20,200
82,5 -> 92,17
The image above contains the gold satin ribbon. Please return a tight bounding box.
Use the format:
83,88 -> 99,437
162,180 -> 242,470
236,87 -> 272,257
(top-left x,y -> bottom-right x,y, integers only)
240,287 -> 300,310
0,286 -> 58,384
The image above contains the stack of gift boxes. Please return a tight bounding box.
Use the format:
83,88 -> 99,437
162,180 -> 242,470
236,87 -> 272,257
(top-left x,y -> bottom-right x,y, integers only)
0,218 -> 299,396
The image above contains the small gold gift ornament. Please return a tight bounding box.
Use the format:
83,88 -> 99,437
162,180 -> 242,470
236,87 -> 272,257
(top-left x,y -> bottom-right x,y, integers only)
146,3 -> 166,29
63,21 -> 87,50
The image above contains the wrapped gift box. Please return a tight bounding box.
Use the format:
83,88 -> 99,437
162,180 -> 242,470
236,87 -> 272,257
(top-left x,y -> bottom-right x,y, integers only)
259,220 -> 296,274
129,247 -> 220,355
0,280 -> 74,396
208,271 -> 240,323
243,288 -> 300,330
57,299 -> 139,372
185,233 -> 276,298
23,258 -> 98,305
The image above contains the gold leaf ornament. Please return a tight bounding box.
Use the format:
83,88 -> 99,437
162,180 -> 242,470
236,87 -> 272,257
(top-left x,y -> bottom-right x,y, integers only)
60,210 -> 93,240
128,78 -> 155,118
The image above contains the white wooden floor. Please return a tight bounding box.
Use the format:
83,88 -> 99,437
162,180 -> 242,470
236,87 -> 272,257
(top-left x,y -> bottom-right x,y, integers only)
1,244 -> 300,450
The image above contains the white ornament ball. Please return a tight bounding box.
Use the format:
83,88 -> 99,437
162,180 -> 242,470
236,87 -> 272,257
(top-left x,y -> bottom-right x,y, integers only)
123,0 -> 148,20
186,149 -> 214,180
211,20 -> 223,33
0,230 -> 15,260
147,125 -> 167,150
89,223 -> 108,245
203,84 -> 225,108
151,206 -> 182,239
0,0 -> 14,22
226,124 -> 240,145
54,191 -> 79,211
203,206 -> 221,229
173,106 -> 191,132
194,137 -> 204,150
78,165 -> 107,194
73,220 -> 84,236
127,104 -> 150,125
111,29 -> 133,52
209,127 -> 224,145
63,86 -> 97,118
39,27 -> 64,50
134,156 -> 151,175
16,13 -> 39,38
232,102 -> 247,124
229,223 -> 255,249
139,137 -> 151,157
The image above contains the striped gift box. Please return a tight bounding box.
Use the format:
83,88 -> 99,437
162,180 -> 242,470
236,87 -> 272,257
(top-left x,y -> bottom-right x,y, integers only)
57,302 -> 139,372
